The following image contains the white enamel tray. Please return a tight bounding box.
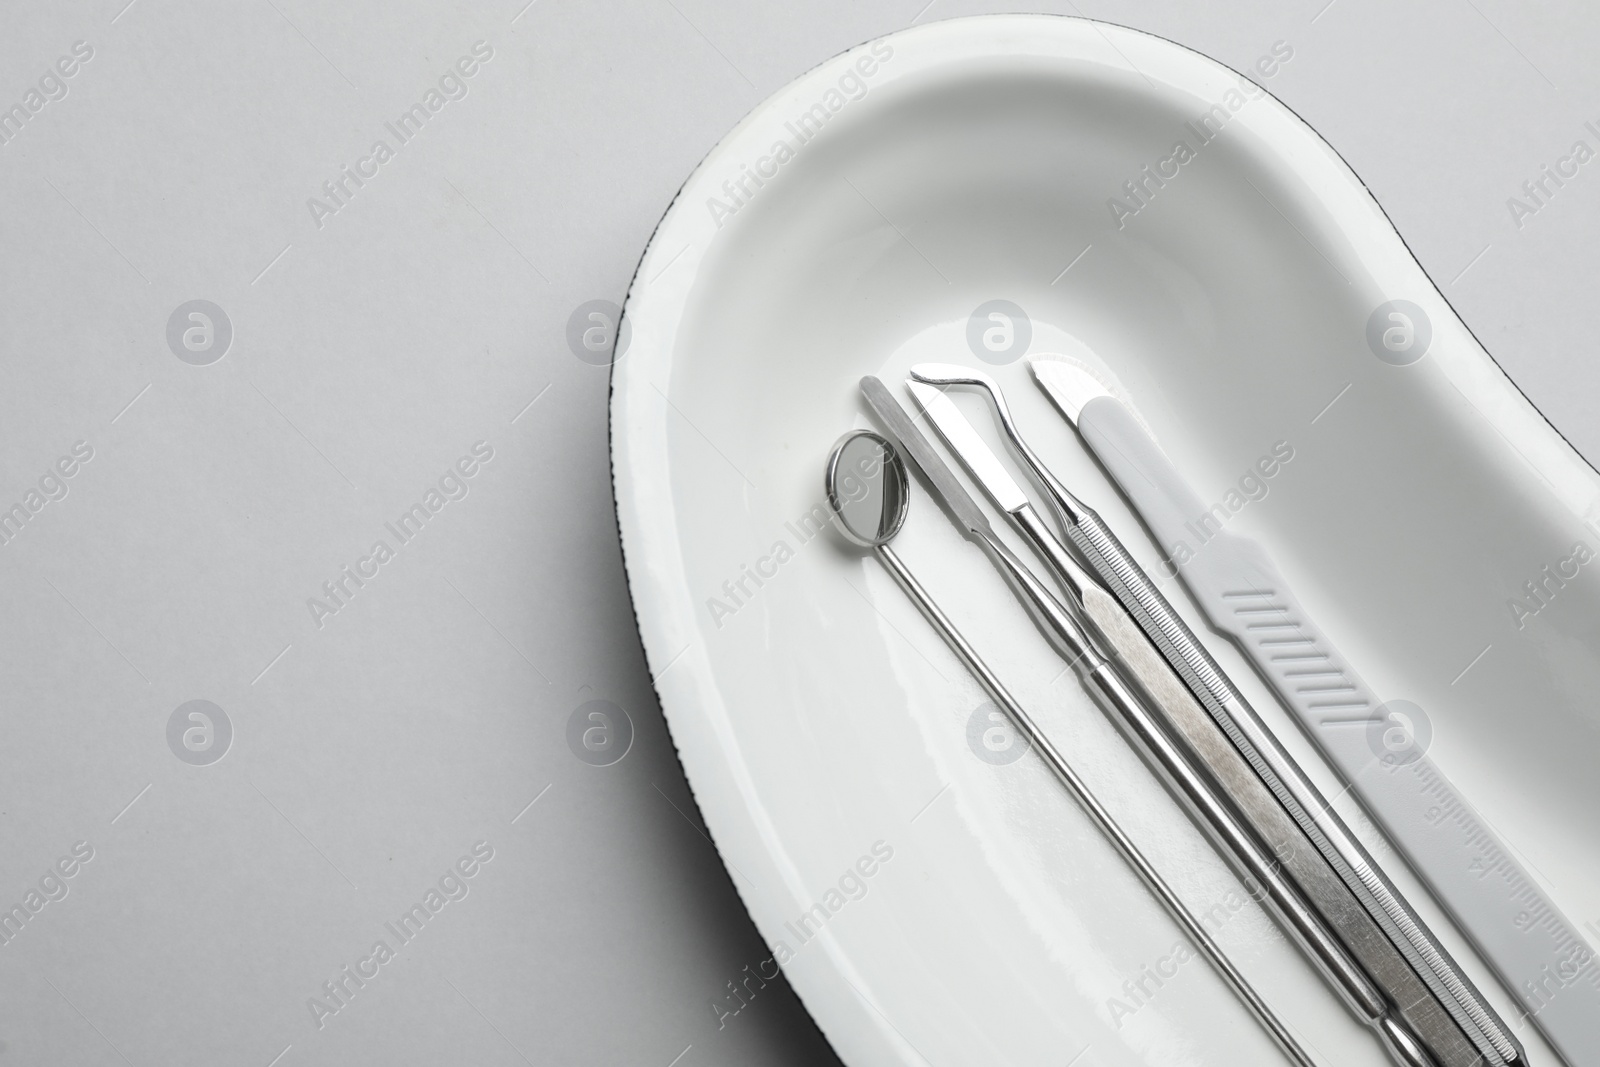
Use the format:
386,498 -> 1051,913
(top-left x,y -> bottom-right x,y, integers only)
610,16 -> 1600,1065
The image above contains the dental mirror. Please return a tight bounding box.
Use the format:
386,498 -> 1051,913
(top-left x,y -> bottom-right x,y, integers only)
824,430 -> 908,548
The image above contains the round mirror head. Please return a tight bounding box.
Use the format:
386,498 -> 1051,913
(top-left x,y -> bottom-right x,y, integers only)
825,430 -> 910,548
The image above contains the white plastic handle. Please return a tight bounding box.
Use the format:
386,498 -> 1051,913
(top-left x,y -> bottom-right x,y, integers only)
1077,393 -> 1600,1066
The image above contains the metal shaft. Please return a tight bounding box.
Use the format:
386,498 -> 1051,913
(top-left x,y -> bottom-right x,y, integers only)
968,524 -> 1443,1067
871,542 -> 1317,1067
1013,506 -> 1484,1066
1066,507 -> 1517,1065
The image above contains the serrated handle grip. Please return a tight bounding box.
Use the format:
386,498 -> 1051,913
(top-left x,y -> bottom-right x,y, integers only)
1076,393 -> 1600,1065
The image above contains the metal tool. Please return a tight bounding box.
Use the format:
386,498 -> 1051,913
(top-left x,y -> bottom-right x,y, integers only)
822,425 -> 1317,1067
860,377 -> 1451,1067
900,376 -> 1486,1067
911,360 -> 1525,1067
1031,356 -> 1595,1065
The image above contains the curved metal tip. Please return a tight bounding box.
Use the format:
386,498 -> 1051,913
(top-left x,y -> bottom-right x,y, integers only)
1029,357 -> 1113,426
910,362 -> 998,389
909,359 -> 1090,525
910,363 -> 1016,429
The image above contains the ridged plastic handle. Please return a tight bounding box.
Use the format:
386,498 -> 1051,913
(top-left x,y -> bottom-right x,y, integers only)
1076,394 -> 1600,1066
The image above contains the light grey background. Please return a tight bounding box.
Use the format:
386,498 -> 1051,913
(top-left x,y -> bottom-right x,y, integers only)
0,1 -> 1594,1065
